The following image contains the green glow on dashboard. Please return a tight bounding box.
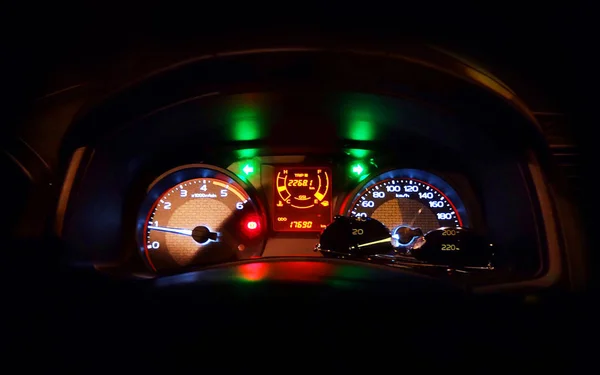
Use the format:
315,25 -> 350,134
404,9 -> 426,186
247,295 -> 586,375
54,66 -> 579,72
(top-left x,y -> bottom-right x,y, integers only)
232,117 -> 261,141
237,263 -> 268,282
347,117 -> 375,141
338,264 -> 371,278
342,101 -> 377,141
229,101 -> 265,141
346,148 -> 372,158
328,265 -> 372,288
328,280 -> 356,289
339,94 -> 396,141
234,148 -> 259,159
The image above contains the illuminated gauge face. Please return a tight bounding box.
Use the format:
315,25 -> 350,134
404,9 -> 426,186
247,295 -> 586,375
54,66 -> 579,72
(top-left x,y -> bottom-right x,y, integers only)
348,170 -> 468,236
273,166 -> 332,231
140,171 -> 264,271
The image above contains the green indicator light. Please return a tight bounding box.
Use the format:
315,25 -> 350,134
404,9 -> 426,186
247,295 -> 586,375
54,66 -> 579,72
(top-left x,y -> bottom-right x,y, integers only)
242,164 -> 255,175
349,162 -> 369,181
234,159 -> 258,182
351,162 -> 367,176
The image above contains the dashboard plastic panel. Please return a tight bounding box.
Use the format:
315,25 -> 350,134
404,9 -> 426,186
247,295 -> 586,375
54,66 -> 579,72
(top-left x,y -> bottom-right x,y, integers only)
56,50 -> 553,288
60,92 -> 544,285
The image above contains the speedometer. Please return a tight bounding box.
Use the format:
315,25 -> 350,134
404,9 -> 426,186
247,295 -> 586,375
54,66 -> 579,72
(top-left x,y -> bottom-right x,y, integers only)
345,169 -> 469,235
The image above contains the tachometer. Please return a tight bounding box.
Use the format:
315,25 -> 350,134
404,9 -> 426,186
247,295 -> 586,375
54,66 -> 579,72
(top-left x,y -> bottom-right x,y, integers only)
137,165 -> 265,271
345,169 -> 469,236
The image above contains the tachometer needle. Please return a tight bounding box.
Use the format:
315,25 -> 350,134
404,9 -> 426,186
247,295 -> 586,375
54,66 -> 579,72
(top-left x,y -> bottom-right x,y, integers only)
148,226 -> 193,236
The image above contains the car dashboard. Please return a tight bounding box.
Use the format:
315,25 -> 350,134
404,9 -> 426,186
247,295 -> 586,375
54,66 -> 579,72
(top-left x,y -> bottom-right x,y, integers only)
4,16 -> 596,368
48,46 -> 567,292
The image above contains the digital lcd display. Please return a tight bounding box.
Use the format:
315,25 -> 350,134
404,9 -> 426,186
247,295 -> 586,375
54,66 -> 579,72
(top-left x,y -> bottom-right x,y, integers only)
272,166 -> 332,232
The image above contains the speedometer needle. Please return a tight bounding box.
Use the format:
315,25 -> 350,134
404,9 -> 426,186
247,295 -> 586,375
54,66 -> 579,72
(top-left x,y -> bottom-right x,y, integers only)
148,226 -> 193,236
356,237 -> 392,248
409,207 -> 424,226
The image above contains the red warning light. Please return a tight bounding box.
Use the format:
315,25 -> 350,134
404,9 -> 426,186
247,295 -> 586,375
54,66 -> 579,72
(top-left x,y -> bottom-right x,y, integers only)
241,216 -> 261,238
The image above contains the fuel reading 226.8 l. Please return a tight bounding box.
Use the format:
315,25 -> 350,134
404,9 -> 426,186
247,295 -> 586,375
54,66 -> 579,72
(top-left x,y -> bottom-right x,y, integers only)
273,166 -> 332,232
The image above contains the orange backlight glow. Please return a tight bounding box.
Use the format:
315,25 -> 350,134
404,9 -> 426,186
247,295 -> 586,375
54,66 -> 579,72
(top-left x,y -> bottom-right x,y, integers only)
272,166 -> 332,232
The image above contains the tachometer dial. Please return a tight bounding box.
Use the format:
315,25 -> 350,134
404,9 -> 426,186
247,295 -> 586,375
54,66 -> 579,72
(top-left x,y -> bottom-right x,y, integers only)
345,169 -> 469,237
137,166 -> 265,271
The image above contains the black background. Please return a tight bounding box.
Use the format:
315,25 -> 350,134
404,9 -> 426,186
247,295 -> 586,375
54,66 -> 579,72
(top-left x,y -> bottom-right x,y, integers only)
1,2 -> 597,368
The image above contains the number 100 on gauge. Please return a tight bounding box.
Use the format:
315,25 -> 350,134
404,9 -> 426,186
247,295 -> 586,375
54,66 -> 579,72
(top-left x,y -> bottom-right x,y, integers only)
273,166 -> 332,232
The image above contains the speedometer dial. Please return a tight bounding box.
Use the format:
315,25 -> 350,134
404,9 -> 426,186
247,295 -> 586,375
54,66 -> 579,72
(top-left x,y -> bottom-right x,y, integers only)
346,169 -> 468,235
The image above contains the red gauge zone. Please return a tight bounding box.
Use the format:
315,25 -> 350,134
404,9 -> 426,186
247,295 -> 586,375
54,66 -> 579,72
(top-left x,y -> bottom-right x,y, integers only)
273,166 -> 332,232
349,178 -> 463,234
141,175 -> 265,271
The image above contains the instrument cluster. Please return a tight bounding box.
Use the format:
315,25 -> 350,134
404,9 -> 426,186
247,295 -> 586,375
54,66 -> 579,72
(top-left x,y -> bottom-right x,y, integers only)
136,153 -> 488,273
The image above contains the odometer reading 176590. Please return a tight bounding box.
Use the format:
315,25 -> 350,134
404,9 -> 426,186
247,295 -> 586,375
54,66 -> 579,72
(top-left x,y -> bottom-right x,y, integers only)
273,166 -> 332,232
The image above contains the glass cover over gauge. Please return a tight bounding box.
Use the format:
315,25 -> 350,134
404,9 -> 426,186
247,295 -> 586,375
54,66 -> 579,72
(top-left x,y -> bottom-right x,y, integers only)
273,166 -> 332,231
345,169 -> 469,248
137,166 -> 265,271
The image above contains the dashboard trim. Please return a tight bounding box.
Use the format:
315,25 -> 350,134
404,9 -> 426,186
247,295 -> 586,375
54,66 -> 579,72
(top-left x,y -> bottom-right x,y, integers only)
475,154 -> 562,293
55,147 -> 86,236
63,46 -> 544,151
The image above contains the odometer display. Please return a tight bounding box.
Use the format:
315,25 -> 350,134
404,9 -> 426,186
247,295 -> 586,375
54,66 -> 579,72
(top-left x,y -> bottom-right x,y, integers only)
273,166 -> 332,232
347,169 -> 468,235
